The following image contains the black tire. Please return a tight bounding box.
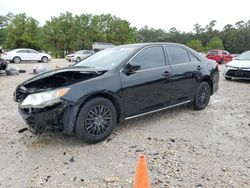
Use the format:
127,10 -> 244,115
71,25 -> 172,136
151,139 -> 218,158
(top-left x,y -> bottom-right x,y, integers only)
225,77 -> 232,81
220,58 -> 224,64
12,56 -> 21,64
76,57 -> 81,63
75,97 -> 117,143
194,81 -> 211,110
41,56 -> 48,63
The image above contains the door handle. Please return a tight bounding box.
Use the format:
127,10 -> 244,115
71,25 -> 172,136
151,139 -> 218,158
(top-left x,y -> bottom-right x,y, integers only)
162,71 -> 171,77
196,65 -> 202,71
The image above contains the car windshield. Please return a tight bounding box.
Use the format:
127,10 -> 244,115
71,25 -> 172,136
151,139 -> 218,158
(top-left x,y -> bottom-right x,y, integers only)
74,46 -> 137,69
235,51 -> 250,60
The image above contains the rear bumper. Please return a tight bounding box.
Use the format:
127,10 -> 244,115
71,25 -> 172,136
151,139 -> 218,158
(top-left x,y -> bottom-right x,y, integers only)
18,103 -> 67,134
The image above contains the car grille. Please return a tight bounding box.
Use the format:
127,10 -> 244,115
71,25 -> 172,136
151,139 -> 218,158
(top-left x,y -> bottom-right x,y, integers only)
226,69 -> 250,78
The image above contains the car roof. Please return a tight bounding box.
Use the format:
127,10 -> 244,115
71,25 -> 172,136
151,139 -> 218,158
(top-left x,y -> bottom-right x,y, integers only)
118,42 -> 186,48
12,48 -> 36,51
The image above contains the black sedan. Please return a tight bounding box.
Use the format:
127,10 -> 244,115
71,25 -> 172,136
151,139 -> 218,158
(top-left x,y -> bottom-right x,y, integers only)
14,43 -> 219,143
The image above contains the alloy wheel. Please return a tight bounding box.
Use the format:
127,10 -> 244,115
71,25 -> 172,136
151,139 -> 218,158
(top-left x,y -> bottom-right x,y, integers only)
197,84 -> 210,106
84,105 -> 112,137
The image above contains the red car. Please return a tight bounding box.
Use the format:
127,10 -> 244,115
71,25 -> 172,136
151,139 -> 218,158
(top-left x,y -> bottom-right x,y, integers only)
206,50 -> 233,64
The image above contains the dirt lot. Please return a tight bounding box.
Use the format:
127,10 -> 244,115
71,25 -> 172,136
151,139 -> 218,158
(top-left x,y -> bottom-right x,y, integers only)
0,60 -> 249,187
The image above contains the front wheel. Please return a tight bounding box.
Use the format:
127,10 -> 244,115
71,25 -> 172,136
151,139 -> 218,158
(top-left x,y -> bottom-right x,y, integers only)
12,56 -> 21,63
76,57 -> 81,63
41,56 -> 49,63
75,97 -> 117,143
194,81 -> 211,110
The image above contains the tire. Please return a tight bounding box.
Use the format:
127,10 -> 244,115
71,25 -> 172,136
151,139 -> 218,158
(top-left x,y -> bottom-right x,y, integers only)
41,56 -> 48,63
76,57 -> 81,63
220,58 -> 224,64
12,56 -> 21,64
225,77 -> 232,81
75,97 -> 117,143
194,81 -> 211,110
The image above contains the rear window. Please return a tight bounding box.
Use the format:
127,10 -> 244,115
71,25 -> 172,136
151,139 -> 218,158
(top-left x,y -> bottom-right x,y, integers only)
207,51 -> 219,55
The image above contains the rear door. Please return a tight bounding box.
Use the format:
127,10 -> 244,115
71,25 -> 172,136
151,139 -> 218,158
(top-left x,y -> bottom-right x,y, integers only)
120,45 -> 172,117
165,45 -> 202,103
16,50 -> 29,60
27,49 -> 40,61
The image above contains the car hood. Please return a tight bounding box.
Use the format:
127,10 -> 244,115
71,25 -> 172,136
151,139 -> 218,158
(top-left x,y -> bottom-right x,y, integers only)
228,60 -> 250,68
14,67 -> 107,102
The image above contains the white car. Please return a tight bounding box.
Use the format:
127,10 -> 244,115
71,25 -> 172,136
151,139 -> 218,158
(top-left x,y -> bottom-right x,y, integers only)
66,50 -> 94,62
224,51 -> 250,80
3,48 -> 51,63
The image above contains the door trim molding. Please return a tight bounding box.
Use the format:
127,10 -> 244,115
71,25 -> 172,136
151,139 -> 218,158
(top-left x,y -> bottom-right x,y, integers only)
125,100 -> 191,120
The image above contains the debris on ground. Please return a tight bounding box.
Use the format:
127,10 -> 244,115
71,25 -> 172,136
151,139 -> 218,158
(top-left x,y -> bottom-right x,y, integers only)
33,65 -> 48,74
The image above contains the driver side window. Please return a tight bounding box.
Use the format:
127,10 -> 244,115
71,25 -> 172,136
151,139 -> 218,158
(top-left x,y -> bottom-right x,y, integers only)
131,46 -> 166,70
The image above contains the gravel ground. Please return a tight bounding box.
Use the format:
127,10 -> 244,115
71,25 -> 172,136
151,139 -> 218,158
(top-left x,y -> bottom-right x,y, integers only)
0,60 -> 249,187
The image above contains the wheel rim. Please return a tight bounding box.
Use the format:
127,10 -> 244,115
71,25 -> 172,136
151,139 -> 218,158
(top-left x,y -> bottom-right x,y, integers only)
197,85 -> 210,106
42,57 -> 48,63
77,57 -> 80,62
85,105 -> 112,137
14,57 -> 20,63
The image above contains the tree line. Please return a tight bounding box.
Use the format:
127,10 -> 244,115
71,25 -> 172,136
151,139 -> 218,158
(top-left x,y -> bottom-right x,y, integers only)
0,12 -> 250,58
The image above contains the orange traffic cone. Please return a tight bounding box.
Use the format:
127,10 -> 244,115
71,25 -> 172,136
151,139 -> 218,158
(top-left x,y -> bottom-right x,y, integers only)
134,155 -> 150,188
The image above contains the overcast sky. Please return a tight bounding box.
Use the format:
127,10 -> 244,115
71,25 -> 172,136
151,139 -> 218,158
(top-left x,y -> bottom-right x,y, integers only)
0,0 -> 249,32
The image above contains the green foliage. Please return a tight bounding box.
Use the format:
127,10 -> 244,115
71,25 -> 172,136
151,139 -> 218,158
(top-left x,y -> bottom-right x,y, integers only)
0,12 -> 250,57
206,36 -> 224,51
186,39 -> 203,52
42,13 -> 136,57
4,13 -> 41,50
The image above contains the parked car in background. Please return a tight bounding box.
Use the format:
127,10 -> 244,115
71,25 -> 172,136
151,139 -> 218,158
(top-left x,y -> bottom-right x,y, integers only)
2,48 -> 51,63
0,47 -> 8,72
14,43 -> 219,143
224,51 -> 250,80
206,50 -> 233,64
66,50 -> 94,62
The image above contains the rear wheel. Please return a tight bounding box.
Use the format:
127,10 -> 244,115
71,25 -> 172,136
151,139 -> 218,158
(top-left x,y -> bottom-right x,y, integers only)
225,77 -> 232,81
75,97 -> 117,143
194,81 -> 211,110
12,56 -> 21,63
76,57 -> 81,63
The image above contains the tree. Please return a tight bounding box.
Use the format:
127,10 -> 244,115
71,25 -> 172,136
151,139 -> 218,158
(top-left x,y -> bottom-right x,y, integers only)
137,26 -> 167,42
206,36 -> 224,51
4,13 -> 41,49
186,39 -> 203,52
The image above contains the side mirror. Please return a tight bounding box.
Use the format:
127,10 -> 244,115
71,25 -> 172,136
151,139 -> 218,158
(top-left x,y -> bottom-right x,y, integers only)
124,62 -> 140,75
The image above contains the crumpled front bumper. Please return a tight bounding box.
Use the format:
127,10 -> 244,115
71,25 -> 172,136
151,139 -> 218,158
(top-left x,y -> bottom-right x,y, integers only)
18,103 -> 67,134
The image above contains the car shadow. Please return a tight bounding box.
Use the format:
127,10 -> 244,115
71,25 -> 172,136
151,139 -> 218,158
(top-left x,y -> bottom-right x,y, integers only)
19,103 -> 192,148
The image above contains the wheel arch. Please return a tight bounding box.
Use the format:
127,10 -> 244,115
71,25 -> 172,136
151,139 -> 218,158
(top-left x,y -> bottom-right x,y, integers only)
77,92 -> 122,122
12,56 -> 21,63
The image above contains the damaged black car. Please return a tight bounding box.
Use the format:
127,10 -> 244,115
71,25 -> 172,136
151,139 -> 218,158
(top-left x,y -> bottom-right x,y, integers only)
14,43 -> 219,143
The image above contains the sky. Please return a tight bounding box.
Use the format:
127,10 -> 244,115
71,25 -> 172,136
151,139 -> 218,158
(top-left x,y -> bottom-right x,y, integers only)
0,0 -> 249,32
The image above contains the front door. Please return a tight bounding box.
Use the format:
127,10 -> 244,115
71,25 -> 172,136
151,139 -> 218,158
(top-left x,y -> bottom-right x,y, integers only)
120,46 -> 172,117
